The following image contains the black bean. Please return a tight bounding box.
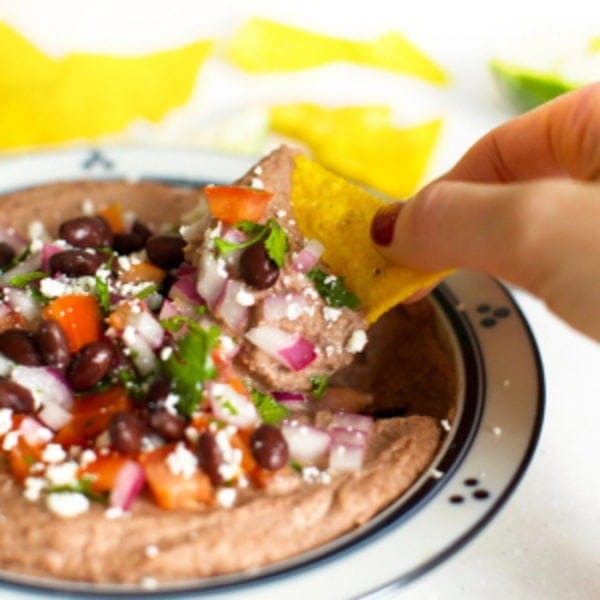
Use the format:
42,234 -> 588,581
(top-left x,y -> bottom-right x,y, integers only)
36,319 -> 71,369
66,340 -> 114,391
0,329 -> 41,366
197,431 -> 223,486
239,240 -> 279,290
59,216 -> 113,248
0,242 -> 16,268
109,412 -> 144,455
49,249 -> 107,277
145,377 -> 186,440
112,232 -> 145,255
250,424 -> 289,471
132,220 -> 153,244
0,379 -> 35,413
145,235 -> 186,269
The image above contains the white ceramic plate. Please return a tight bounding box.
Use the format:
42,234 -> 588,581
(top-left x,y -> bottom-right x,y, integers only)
0,147 -> 544,599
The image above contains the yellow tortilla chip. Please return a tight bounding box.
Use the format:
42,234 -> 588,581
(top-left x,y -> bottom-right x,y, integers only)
228,18 -> 448,85
0,23 -> 213,149
271,103 -> 442,198
291,155 -> 450,323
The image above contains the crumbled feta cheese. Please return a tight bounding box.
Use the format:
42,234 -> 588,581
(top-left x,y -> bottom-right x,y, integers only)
166,442 -> 198,479
164,393 -> 180,415
216,258 -> 228,278
0,408 -> 12,436
276,209 -> 287,218
289,219 -> 296,226
430,468 -> 444,479
218,335 -> 236,356
2,430 -> 19,451
144,545 -> 160,558
302,466 -> 331,484
29,238 -> 44,253
216,487 -> 237,508
23,424 -> 54,446
46,492 -> 90,518
235,288 -> 255,306
105,506 -> 129,520
23,477 -> 46,502
140,577 -> 158,590
324,345 -> 335,357
440,419 -> 451,432
253,165 -> 263,176
79,449 -> 97,468
81,198 -> 94,215
492,426 -> 502,437
215,429 -> 243,482
322,307 -> 342,322
140,435 -> 161,452
117,256 -> 132,271
29,462 -> 45,474
28,220 -> 48,242
160,346 -> 173,361
45,461 -> 79,486
345,329 -> 367,353
251,177 -> 264,190
39,278 -> 69,298
42,443 -> 67,464
185,426 -> 200,444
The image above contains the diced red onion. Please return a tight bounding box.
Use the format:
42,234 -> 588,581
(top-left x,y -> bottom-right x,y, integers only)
215,280 -> 248,334
169,271 -> 203,306
0,252 -> 42,286
19,416 -> 54,446
272,391 -> 310,411
262,293 -> 307,322
126,309 -> 164,349
0,227 -> 27,255
3,287 -> 42,322
11,366 -> 73,430
122,327 -> 157,376
292,239 -> 324,273
245,326 -> 316,371
281,423 -> 331,465
328,442 -> 366,472
41,243 -> 63,272
221,227 -> 246,244
175,262 -> 196,278
206,381 -> 259,428
330,412 -> 374,435
196,252 -> 228,310
109,459 -> 146,511
329,426 -> 368,447
158,299 -> 179,321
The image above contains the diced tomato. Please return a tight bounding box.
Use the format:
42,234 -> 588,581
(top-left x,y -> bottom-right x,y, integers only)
204,185 -> 273,225
80,452 -> 129,492
189,413 -> 211,433
232,430 -> 275,488
211,348 -> 247,395
42,295 -> 102,353
8,438 -> 44,483
97,203 -> 124,234
119,261 -> 165,285
54,386 -> 132,448
139,444 -> 213,510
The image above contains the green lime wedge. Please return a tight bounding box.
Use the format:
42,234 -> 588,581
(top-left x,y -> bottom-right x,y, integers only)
490,36 -> 600,112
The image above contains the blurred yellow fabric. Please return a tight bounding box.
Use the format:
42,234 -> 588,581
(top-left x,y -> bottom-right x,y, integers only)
0,23 -> 213,149
270,104 -> 441,198
228,18 -> 448,84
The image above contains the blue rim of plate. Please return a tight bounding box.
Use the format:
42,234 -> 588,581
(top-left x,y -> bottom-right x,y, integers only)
0,147 -> 545,599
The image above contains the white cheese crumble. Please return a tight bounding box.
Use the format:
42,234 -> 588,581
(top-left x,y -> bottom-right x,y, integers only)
79,449 -> 97,468
492,426 -> 502,437
166,442 -> 198,479
27,220 -> 49,242
2,430 -> 19,451
430,468 -> 444,479
159,346 -> 173,361
215,428 -> 243,482
45,461 -> 79,487
23,477 -> 46,502
46,492 -> 90,518
302,466 -> 331,485
322,307 -> 342,322
41,443 -> 67,464
440,419 -> 451,432
0,408 -> 12,436
81,198 -> 95,215
251,177 -> 264,190
105,506 -> 129,520
164,393 -> 180,415
276,209 -> 287,218
253,165 -> 263,176
216,487 -> 237,508
184,426 -> 200,444
140,577 -> 158,590
235,288 -> 255,307
144,544 -> 160,558
345,329 -> 367,353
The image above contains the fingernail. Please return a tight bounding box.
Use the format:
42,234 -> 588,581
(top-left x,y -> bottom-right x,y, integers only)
370,202 -> 404,246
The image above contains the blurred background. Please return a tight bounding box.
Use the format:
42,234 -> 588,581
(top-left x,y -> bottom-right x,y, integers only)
0,1 -> 598,598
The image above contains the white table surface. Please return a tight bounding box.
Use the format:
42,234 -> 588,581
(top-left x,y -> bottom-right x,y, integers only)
0,2 -> 598,599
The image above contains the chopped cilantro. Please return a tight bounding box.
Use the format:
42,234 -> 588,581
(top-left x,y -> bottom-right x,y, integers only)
135,283 -> 158,300
160,315 -> 191,332
307,268 -> 360,309
289,459 -> 303,473
309,375 -> 329,401
7,270 -> 46,287
95,274 -> 111,314
214,218 -> 288,267
220,398 -> 239,415
162,323 -> 220,417
116,367 -> 147,401
250,389 -> 290,424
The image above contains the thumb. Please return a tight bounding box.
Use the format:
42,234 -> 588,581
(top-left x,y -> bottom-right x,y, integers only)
371,178 -> 600,339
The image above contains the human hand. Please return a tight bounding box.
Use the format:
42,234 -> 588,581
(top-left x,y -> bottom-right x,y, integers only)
371,83 -> 600,341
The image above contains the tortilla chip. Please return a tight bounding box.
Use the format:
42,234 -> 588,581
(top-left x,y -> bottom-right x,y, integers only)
291,155 -> 450,323
0,23 -> 213,149
228,18 -> 448,84
270,103 -> 441,198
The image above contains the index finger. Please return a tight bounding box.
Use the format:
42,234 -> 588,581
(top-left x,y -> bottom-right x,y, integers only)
445,82 -> 600,183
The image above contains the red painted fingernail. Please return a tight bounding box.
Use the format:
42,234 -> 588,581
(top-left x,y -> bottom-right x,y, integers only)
370,202 -> 404,246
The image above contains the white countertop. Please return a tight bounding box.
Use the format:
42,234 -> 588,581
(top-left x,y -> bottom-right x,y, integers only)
0,2 -> 598,598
